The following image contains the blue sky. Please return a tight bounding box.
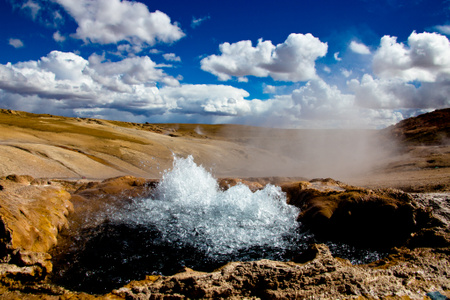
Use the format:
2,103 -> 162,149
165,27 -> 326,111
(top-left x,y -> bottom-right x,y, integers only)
0,0 -> 449,128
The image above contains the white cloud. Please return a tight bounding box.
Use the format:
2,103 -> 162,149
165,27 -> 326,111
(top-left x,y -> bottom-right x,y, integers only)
53,31 -> 66,42
201,33 -> 328,82
0,49 -> 421,128
22,0 -> 40,20
163,53 -> 181,62
0,51 -> 182,116
160,84 -> 251,116
348,74 -> 450,109
291,79 -> 355,120
263,85 -> 277,94
346,31 -> 450,112
53,0 -> 185,45
341,69 -> 352,78
349,41 -> 371,55
334,52 -> 342,61
88,54 -> 181,87
435,25 -> 450,35
0,51 -> 264,122
373,31 -> 450,82
8,38 -> 24,48
191,16 -> 210,28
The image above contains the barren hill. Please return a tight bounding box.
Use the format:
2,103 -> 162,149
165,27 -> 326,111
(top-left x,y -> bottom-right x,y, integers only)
0,108 -> 448,191
0,109 -> 290,179
384,108 -> 450,145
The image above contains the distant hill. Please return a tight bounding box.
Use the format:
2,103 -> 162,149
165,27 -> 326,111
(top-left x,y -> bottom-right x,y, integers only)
384,108 -> 450,145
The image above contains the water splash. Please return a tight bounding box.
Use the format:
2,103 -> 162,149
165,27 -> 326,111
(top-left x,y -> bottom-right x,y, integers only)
116,155 -> 301,260
51,155 -> 389,293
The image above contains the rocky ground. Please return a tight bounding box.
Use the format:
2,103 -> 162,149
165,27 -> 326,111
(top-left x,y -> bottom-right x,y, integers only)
0,108 -> 448,299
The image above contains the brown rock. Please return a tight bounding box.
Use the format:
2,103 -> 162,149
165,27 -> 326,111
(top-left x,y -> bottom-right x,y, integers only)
5,175 -> 34,185
281,180 -> 417,248
218,178 -> 264,192
0,176 -> 72,281
113,244 -> 450,299
11,249 -> 53,274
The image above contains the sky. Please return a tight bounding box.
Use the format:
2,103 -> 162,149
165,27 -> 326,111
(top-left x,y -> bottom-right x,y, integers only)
0,0 -> 449,128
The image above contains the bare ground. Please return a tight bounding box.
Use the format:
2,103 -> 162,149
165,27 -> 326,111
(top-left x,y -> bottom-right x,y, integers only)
0,109 -> 448,192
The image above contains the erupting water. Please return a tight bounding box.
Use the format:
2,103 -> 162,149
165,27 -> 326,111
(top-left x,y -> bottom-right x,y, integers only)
115,155 -> 301,261
52,156 -> 386,294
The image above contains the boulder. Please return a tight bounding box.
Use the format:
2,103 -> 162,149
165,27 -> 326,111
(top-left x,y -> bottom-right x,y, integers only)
0,176 -> 72,281
281,180 -> 418,248
0,176 -> 72,255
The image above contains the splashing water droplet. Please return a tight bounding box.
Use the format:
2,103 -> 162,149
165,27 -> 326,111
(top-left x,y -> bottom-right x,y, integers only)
116,155 -> 301,260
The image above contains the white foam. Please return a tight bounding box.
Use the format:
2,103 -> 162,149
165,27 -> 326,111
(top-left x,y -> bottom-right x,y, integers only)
116,155 -> 300,258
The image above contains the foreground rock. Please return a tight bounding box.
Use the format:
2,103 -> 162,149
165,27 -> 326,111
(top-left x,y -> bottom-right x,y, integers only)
282,180 -> 417,248
115,244 -> 450,299
0,175 -> 449,299
0,175 -> 72,283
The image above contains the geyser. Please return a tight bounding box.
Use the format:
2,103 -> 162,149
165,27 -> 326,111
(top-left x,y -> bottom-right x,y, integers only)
51,156 -> 386,294
116,155 -> 301,260
52,156 -> 305,293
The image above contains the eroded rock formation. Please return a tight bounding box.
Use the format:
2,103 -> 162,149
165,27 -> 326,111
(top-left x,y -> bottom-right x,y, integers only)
114,244 -> 450,299
0,175 -> 72,281
0,175 -> 448,299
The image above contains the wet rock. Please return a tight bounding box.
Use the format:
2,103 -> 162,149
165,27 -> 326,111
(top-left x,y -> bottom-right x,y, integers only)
113,243 -> 450,299
0,263 -> 45,281
281,180 -> 418,248
0,177 -> 72,284
67,176 -> 157,230
0,178 -> 72,255
1,175 -> 448,299
10,249 -> 52,274
74,176 -> 157,200
408,193 -> 450,248
218,178 -> 264,192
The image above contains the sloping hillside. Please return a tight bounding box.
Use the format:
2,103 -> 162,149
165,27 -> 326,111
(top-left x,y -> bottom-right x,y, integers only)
384,108 -> 450,145
0,108 -> 448,191
0,109 -> 297,179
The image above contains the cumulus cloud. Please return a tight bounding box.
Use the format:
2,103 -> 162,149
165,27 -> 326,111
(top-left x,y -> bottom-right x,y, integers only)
341,69 -> 352,78
373,31 -> 450,82
346,31 -> 450,112
8,38 -> 24,48
160,84 -> 251,116
263,85 -> 277,94
0,51 -> 182,115
349,41 -> 371,55
53,31 -> 66,42
349,75 -> 416,109
163,53 -> 181,62
53,0 -> 185,45
349,74 -> 450,109
200,33 -> 328,82
291,79 -> 355,120
0,51 -> 263,122
0,49 -> 414,128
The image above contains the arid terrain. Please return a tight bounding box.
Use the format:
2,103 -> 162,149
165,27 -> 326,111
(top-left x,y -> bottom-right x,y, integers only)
0,108 -> 448,191
0,108 -> 449,299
